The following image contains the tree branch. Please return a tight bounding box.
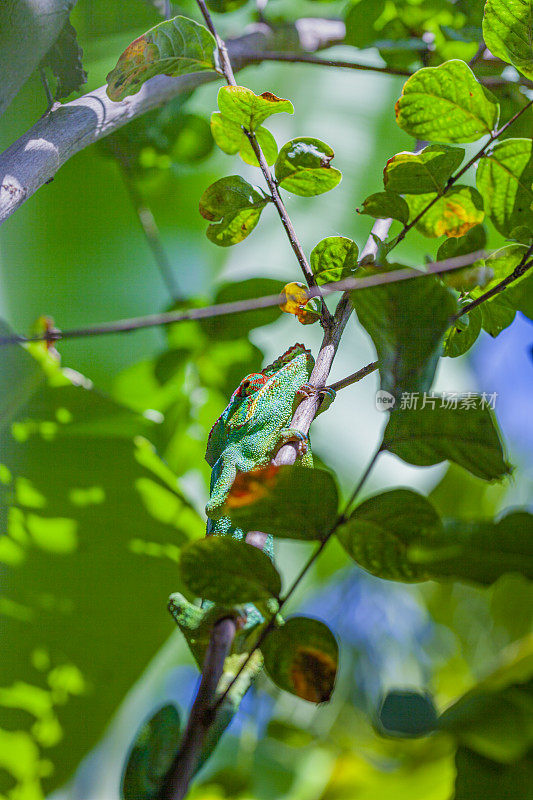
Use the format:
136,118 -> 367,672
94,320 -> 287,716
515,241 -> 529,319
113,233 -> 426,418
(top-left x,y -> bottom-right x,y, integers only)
158,617 -> 237,800
0,249 -> 489,346
0,18 -> 344,226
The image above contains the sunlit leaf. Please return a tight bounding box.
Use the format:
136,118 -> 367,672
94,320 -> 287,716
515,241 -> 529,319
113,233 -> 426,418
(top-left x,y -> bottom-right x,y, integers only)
344,0 -> 384,48
278,282 -> 321,324
217,85 -> 293,130
351,276 -> 457,398
199,175 -> 268,246
0,332 -> 203,796
275,138 -> 342,196
483,0 -> 533,79
383,144 -> 464,195
405,186 -> 485,238
262,617 -> 338,703
476,139 -> 533,236
228,465 -> 339,540
179,537 -> 282,603
357,190 -> 410,224
122,704 -> 181,800
106,16 -> 217,101
207,0 -> 248,12
395,60 -> 499,143
310,236 -> 359,286
382,404 -> 510,481
211,113 -> 278,166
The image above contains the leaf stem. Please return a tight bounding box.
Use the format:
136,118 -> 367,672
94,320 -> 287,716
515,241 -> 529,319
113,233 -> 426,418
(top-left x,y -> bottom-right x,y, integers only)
245,52 -> 412,77
194,0 -> 333,326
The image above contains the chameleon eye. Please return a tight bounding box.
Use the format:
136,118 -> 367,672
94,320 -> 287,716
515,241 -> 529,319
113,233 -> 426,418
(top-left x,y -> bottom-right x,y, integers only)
237,373 -> 267,397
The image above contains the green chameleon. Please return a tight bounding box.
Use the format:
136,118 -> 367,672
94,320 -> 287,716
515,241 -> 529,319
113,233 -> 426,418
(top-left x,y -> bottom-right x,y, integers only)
126,345 -> 335,798
170,342 -> 335,632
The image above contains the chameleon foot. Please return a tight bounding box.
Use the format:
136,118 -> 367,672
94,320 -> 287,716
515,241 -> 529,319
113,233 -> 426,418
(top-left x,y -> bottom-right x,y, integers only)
277,427 -> 309,457
295,383 -> 336,415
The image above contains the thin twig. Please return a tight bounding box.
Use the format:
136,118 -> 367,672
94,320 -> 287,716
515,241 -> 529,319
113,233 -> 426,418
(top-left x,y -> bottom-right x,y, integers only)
0,249 -> 490,346
195,0 -> 333,327
245,52 -> 412,77
452,247 -> 533,321
158,617 -> 237,800
391,98 -> 533,251
328,361 -> 378,392
119,164 -> 181,301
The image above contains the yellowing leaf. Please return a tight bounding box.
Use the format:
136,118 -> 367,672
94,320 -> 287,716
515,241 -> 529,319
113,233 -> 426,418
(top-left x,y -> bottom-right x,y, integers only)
278,282 -> 321,325
217,86 -> 294,130
225,464 -> 280,509
405,186 -> 485,238
106,16 -> 217,101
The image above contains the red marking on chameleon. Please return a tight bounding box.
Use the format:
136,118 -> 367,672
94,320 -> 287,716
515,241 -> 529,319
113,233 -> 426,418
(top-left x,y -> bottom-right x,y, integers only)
226,464 -> 279,509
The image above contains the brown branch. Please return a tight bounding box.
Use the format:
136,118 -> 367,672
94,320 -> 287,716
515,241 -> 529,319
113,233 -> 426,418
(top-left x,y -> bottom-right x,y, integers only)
0,18 -> 345,225
328,360 -> 378,392
0,248 -> 489,346
244,51 -> 412,76
452,245 -> 533,321
158,617 -> 237,800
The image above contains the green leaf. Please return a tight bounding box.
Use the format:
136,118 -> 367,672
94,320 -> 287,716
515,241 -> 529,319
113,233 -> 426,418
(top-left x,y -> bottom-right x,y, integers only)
351,276 -> 457,399
507,271 -> 533,319
310,236 -> 359,286
382,404 -> 510,481
379,691 -> 438,737
483,0 -> 533,79
41,18 -> 87,100
206,0 -> 248,12
122,705 -> 181,800
476,139 -> 533,237
0,337 -> 203,796
179,537 -> 282,603
199,175 -> 268,246
200,278 -> 283,340
405,186 -> 485,238
228,465 -> 339,541
275,138 -> 342,196
383,144 -> 465,195
106,16 -> 217,101
337,489 -> 442,582
437,225 -> 488,291
444,306 -> 482,357
454,747 -> 533,800
357,191 -> 410,224
344,0 -> 384,48
395,60 -> 499,143
217,85 -> 294,130
481,296 -> 516,337
339,492 -> 532,585
432,513 -> 533,585
262,617 -> 338,703
210,113 -> 278,166
440,635 -> 533,762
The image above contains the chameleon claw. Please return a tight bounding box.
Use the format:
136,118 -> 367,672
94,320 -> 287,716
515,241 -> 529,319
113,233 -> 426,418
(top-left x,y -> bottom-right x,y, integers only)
277,427 -> 309,456
294,383 -> 336,415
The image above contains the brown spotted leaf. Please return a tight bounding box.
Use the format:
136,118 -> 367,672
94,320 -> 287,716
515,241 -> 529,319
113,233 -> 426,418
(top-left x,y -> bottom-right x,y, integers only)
106,16 -> 217,102
217,86 -> 294,130
405,186 -> 485,238
262,617 -> 338,703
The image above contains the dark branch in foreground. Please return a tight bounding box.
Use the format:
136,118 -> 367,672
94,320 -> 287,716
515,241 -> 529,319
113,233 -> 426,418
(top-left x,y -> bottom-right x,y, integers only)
158,617 -> 237,800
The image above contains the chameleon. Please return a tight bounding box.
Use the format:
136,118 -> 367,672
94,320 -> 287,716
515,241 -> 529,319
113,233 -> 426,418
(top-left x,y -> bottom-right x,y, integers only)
169,342 -> 336,648
204,341 -> 335,550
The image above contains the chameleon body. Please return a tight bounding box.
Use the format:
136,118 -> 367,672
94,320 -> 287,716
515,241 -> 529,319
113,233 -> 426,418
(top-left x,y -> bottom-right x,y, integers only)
169,343 -> 335,644
205,342 -> 334,554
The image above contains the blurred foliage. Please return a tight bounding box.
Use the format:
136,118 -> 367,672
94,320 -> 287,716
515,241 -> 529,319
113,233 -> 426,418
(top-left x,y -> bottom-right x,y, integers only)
1,0 -> 533,799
